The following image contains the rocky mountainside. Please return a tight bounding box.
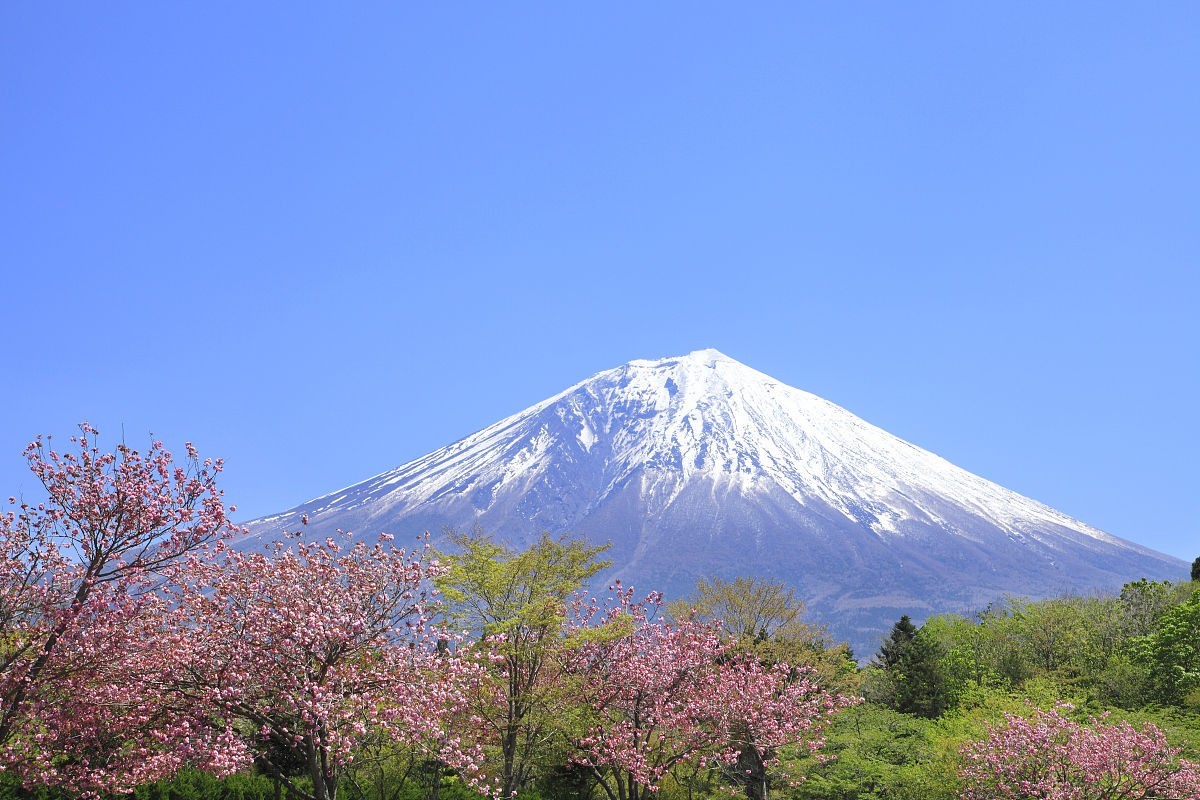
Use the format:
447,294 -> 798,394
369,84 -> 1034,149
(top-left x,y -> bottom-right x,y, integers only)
246,349 -> 1186,655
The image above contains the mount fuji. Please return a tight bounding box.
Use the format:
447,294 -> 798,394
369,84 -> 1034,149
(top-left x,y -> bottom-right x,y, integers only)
246,349 -> 1186,654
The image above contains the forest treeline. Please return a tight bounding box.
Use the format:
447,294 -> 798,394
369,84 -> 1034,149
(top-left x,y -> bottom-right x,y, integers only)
807,567 -> 1200,799
2,427 -> 1199,800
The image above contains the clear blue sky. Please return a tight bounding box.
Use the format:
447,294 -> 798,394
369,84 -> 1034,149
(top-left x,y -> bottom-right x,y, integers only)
2,4 -> 1196,561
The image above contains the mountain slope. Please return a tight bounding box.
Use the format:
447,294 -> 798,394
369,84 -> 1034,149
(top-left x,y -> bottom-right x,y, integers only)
247,349 -> 1186,654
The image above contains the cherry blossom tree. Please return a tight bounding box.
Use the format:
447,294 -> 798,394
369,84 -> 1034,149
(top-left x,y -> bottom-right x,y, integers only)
567,586 -> 851,800
718,660 -> 856,800
958,702 -> 1200,800
170,530 -> 483,800
565,586 -> 728,800
0,424 -> 241,795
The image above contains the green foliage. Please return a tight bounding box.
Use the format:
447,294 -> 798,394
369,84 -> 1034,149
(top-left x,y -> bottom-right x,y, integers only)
918,615 -> 1000,710
532,763 -> 598,800
434,529 -> 611,639
1091,652 -> 1154,709
906,584 -> 1200,712
862,578 -> 1200,726
1118,578 -> 1179,638
1134,587 -> 1200,707
789,704 -> 956,800
432,529 -> 610,798
668,576 -> 805,640
0,774 -> 63,800
872,616 -> 916,671
868,617 -> 947,719
893,631 -> 949,718
131,771 -> 277,800
0,770 -> 279,800
340,770 -> 488,800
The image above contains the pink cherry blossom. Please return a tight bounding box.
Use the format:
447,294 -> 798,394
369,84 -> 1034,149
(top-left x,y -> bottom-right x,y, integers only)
0,424 -> 240,796
958,702 -> 1200,800
565,584 -> 852,800
168,531 -> 483,800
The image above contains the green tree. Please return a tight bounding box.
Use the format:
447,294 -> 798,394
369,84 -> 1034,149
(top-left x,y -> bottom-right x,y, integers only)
893,630 -> 949,719
918,614 -> 1000,711
434,530 -> 610,798
873,616 -> 917,671
868,617 -> 947,719
789,703 -> 956,800
1192,556 -> 1200,583
1118,579 -> 1178,639
969,601 -> 1033,688
669,576 -> 808,643
1136,588 -> 1200,707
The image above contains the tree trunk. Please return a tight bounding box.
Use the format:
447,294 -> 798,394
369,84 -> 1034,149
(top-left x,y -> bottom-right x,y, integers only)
734,745 -> 768,800
423,758 -> 442,800
307,745 -> 339,800
502,724 -> 519,798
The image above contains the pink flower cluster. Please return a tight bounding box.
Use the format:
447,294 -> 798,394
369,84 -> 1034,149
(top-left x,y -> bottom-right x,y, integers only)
0,424 -> 240,796
166,531 -> 484,800
0,426 -> 482,800
565,585 -> 855,800
958,702 -> 1200,800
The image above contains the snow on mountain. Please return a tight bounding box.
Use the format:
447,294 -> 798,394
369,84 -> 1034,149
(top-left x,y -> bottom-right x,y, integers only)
247,349 -> 1186,655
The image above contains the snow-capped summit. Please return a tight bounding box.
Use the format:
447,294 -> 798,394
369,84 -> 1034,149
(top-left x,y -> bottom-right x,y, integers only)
248,350 -> 1186,654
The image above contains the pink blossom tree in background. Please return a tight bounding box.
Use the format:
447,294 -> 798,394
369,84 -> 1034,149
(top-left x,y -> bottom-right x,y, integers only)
169,530 -> 484,800
0,424 -> 241,795
566,586 -> 731,800
717,659 -> 856,800
566,585 -> 851,800
958,702 -> 1200,800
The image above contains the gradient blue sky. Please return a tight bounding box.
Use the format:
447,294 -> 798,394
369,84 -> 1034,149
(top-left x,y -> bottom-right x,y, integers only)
2,4 -> 1196,561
